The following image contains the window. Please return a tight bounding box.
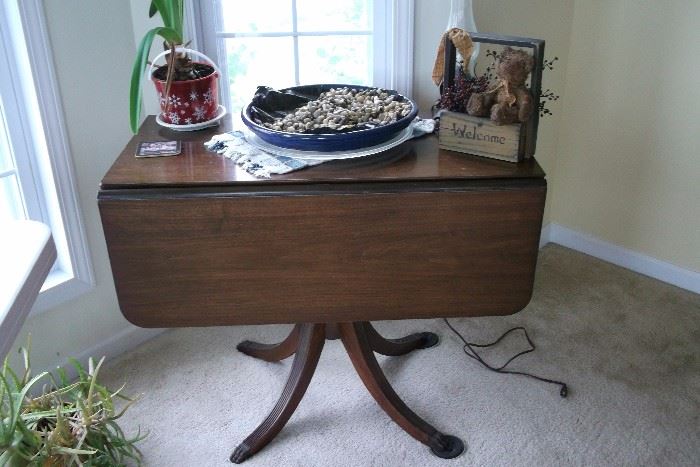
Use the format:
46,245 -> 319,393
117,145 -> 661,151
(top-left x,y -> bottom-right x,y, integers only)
190,0 -> 414,113
0,105 -> 26,222
0,0 -> 93,313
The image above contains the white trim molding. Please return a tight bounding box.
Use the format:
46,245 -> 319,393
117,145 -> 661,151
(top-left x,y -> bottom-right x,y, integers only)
74,326 -> 165,364
541,223 -> 700,295
539,223 -> 552,250
6,0 -> 95,314
389,0 -> 415,97
62,327 -> 166,380
370,0 -> 414,96
27,326 -> 166,394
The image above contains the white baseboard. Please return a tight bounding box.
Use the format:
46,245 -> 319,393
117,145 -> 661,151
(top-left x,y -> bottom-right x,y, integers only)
539,223 -> 552,250
540,223 -> 700,295
44,326 -> 166,381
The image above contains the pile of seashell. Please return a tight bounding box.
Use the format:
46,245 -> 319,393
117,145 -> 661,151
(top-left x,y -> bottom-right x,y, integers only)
261,87 -> 413,133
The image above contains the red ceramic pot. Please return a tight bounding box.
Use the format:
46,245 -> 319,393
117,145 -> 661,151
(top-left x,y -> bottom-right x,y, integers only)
152,65 -> 219,125
149,48 -> 221,126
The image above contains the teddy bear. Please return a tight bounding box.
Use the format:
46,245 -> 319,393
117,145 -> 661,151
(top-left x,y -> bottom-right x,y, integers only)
467,47 -> 535,125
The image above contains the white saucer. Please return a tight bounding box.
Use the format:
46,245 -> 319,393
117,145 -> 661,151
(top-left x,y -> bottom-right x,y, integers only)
156,105 -> 227,131
244,126 -> 414,161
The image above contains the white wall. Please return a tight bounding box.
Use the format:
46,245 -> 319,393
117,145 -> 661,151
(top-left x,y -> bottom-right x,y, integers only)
10,1 -> 146,372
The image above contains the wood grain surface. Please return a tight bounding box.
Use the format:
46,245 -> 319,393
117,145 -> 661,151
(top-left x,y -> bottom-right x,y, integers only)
99,186 -> 545,327
438,110 -> 524,162
100,116 -> 545,190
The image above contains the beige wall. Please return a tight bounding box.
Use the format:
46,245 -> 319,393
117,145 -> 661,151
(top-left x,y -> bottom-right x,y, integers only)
11,1 -> 138,371
552,0 -> 700,272
413,0 -> 575,222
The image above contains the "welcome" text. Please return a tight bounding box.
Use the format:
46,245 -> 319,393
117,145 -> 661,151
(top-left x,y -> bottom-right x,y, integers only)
451,123 -> 506,144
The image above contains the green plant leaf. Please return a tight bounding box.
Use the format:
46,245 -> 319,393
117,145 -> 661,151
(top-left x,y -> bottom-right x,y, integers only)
2,357 -> 22,390
14,371 -> 49,412
2,345 -> 144,466
152,0 -> 172,27
68,357 -> 87,382
54,446 -> 98,455
150,0 -> 183,35
0,374 -> 13,443
148,0 -> 158,18
56,366 -> 69,388
85,357 -> 105,419
129,25 -> 182,133
19,343 -> 31,387
175,0 -> 185,40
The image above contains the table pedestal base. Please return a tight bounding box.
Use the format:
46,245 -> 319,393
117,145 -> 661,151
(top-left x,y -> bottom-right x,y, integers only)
230,322 -> 464,463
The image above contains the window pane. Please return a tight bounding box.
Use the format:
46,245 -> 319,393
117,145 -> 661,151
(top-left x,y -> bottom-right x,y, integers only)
0,103 -> 14,173
220,0 -> 292,33
0,138 -> 11,173
298,36 -> 371,85
297,0 -> 371,32
225,37 -> 296,112
0,174 -> 25,221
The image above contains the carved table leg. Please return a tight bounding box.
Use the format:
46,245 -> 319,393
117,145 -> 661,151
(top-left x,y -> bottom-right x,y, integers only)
231,323 -> 325,463
339,322 -> 464,459
364,322 -> 439,356
237,324 -> 301,362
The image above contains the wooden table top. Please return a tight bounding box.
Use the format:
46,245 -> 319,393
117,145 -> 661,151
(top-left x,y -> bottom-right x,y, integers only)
101,116 -> 545,190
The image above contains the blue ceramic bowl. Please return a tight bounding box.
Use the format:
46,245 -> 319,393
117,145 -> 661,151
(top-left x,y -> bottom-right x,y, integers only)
241,84 -> 418,152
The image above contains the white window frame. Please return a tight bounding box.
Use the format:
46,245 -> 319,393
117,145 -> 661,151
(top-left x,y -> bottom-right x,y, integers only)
187,0 -> 414,111
0,0 -> 94,315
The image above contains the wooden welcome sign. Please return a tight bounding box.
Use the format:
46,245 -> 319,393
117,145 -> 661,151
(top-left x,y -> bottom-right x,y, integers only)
438,110 -> 525,162
438,33 -> 545,163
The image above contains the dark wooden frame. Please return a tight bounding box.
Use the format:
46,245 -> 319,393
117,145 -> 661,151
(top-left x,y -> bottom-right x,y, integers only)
442,32 -> 545,159
230,322 -> 463,463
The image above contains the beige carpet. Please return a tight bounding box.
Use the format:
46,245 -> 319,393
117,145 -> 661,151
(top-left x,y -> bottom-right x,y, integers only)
101,245 -> 700,466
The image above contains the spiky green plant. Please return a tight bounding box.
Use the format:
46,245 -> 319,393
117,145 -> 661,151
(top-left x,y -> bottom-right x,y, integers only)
129,0 -> 186,133
0,344 -> 144,466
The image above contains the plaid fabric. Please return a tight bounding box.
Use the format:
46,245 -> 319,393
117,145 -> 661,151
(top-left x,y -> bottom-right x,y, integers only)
204,118 -> 435,178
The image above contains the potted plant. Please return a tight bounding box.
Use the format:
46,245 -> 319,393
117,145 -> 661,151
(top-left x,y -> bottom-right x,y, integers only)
129,0 -> 222,133
0,345 -> 144,466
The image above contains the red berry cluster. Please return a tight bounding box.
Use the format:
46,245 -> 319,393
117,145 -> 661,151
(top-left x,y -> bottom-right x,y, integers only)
437,73 -> 489,114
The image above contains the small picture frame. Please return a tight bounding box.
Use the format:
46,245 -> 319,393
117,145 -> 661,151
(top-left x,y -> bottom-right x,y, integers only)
135,140 -> 181,158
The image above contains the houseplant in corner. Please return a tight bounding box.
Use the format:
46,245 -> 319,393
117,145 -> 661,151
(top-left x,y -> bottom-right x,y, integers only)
129,0 -> 224,132
0,345 -> 144,466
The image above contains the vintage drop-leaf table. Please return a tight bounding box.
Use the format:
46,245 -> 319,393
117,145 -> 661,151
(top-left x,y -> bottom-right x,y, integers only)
98,116 -> 546,463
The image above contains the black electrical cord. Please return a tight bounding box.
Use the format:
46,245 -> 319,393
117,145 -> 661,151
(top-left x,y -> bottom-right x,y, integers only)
443,318 -> 568,398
